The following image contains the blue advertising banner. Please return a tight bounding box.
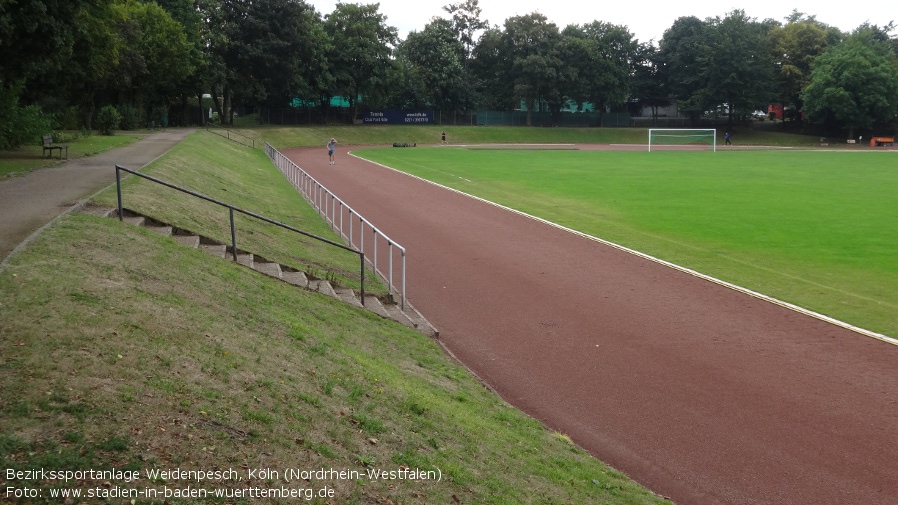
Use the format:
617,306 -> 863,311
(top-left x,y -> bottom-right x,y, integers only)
362,110 -> 433,124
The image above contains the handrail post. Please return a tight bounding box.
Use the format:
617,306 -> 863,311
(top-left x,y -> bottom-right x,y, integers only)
388,242 -> 393,300
401,249 -> 406,311
115,166 -> 123,221
229,207 -> 238,261
360,252 -> 366,307
373,230 -> 378,288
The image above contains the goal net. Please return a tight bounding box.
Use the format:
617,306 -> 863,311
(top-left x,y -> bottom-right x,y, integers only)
648,129 -> 717,152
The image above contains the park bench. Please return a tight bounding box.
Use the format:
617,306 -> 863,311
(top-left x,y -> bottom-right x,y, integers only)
42,134 -> 68,159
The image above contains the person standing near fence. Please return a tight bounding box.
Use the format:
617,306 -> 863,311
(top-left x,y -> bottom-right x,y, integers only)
327,138 -> 337,165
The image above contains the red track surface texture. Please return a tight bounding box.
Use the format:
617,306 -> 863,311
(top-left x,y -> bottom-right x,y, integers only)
284,145 -> 898,505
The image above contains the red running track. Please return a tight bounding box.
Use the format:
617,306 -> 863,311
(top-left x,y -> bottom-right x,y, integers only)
283,145 -> 898,505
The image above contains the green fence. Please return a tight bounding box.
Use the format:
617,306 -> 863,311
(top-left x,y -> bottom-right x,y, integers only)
475,111 -> 631,127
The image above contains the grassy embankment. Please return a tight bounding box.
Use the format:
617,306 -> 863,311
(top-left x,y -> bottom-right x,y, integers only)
0,130 -> 671,504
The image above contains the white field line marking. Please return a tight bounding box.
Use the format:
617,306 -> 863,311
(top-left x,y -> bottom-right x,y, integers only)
350,151 -> 898,347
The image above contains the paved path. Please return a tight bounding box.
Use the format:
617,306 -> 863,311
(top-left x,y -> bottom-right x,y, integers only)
0,129 -> 194,262
284,145 -> 898,505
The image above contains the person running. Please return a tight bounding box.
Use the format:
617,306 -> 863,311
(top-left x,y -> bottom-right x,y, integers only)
327,138 -> 336,165
725,132 -> 732,146
441,131 -> 447,145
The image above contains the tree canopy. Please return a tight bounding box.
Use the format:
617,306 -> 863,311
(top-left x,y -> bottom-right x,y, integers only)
0,0 -> 896,146
324,2 -> 398,115
801,25 -> 898,137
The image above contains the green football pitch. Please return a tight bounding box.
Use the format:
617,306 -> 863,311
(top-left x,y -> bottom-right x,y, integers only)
354,146 -> 898,339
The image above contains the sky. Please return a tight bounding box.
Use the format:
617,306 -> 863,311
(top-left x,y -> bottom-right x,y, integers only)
305,0 -> 895,43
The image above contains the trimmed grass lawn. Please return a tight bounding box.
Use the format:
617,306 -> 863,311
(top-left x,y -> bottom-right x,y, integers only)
0,134 -> 140,178
354,146 -> 898,337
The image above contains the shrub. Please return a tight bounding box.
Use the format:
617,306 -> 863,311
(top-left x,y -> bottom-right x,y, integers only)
58,106 -> 83,131
116,104 -> 142,130
95,105 -> 122,135
0,82 -> 53,149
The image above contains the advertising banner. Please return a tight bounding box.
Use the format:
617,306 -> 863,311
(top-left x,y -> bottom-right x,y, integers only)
362,110 -> 433,124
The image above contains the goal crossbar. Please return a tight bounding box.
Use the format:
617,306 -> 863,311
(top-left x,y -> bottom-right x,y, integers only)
648,129 -> 717,152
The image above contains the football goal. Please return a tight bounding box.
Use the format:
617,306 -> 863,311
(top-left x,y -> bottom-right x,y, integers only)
648,129 -> 717,152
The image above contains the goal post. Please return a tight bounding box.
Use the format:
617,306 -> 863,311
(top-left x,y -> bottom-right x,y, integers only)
648,129 -> 717,152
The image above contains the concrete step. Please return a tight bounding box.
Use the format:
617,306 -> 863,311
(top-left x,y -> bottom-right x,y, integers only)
382,303 -> 416,329
310,279 -> 337,298
282,269 -> 309,288
123,216 -> 146,227
145,225 -> 173,237
199,242 -> 227,258
362,294 -> 390,318
234,252 -> 253,268
172,233 -> 200,248
254,261 -> 282,279
334,287 -> 363,308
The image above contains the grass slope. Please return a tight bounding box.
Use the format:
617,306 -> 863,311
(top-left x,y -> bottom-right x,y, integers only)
92,131 -> 377,294
354,147 -> 898,337
0,132 -> 670,504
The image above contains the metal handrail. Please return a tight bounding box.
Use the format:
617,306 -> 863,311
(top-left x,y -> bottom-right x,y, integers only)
206,128 -> 255,149
264,143 -> 407,310
114,164 -> 364,305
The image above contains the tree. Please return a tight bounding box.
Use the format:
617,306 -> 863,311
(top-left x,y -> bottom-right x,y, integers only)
395,18 -> 468,114
442,0 -> 488,63
0,0 -> 126,130
659,16 -> 711,121
216,0 -> 328,124
324,2 -> 398,117
0,0 -> 88,90
58,0 -> 122,129
469,26 -> 512,110
801,26 -> 898,138
767,12 -> 841,124
197,0 -> 231,123
631,42 -> 669,123
126,0 -> 194,119
500,13 -> 561,125
560,22 -> 636,120
154,0 -> 206,126
439,0 -> 487,117
705,10 -> 776,124
660,11 -> 775,126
